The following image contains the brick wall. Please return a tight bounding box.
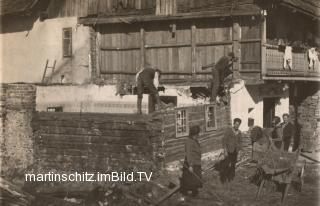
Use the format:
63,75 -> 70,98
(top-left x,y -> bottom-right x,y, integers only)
0,84 -> 36,178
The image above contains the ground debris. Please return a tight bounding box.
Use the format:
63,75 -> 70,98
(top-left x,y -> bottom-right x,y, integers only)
0,177 -> 34,206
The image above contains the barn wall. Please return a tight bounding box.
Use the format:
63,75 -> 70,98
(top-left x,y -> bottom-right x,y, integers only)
94,15 -> 262,85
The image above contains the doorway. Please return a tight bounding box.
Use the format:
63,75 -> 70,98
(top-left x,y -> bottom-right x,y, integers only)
263,98 -> 276,128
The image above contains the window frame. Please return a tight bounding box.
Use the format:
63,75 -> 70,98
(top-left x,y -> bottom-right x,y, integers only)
205,104 -> 217,131
62,27 -> 72,58
175,108 -> 189,137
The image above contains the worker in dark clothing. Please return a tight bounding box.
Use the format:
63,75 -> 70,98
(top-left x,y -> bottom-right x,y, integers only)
271,116 -> 283,150
281,113 -> 295,151
220,118 -> 242,184
180,125 -> 202,197
202,52 -> 238,103
136,64 -> 162,114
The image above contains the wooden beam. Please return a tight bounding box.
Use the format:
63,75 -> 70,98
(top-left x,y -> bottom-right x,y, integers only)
232,19 -> 241,73
239,38 -> 261,43
191,24 -> 197,75
197,40 -> 233,47
156,0 -> 160,15
145,42 -> 190,49
263,76 -> 320,82
78,10 -> 261,25
100,46 -> 140,51
100,41 -> 233,51
261,16 -> 267,78
140,27 -> 145,67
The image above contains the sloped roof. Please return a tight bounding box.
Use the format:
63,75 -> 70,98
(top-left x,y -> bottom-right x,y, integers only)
281,0 -> 320,18
257,0 -> 320,19
0,0 -> 39,16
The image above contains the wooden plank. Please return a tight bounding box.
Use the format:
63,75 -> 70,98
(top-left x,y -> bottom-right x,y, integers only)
79,10 -> 261,25
191,24 -> 197,75
36,135 -> 152,147
100,46 -> 140,51
232,20 -> 241,72
156,0 -> 161,15
140,27 -> 145,67
261,16 -> 267,77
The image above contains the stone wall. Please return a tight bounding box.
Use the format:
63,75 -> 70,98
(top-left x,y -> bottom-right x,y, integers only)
290,82 -> 320,152
0,84 -> 36,178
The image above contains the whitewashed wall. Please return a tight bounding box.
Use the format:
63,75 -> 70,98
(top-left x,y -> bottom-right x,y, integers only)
0,17 -> 91,84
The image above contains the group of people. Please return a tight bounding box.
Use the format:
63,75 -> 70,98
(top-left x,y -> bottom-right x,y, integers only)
180,114 -> 297,198
135,52 -> 238,113
180,118 -> 243,197
271,113 -> 297,151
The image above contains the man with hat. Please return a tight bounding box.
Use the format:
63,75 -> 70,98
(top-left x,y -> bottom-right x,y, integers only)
202,52 -> 238,103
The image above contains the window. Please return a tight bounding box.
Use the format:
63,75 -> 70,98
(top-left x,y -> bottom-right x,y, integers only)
205,105 -> 217,131
176,109 -> 189,137
62,28 -> 72,57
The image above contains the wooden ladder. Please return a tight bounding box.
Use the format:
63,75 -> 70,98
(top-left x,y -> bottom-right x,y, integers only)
42,59 -> 56,84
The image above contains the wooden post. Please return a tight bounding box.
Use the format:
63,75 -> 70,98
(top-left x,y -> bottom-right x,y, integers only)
191,24 -> 197,76
140,27 -> 145,67
261,15 -> 267,78
156,0 -> 160,15
232,18 -> 241,77
256,179 -> 266,200
172,0 -> 177,14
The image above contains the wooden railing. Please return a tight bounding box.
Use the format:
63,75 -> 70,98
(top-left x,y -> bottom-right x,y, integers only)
265,44 -> 320,79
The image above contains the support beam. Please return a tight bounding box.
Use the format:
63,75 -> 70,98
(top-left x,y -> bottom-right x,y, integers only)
140,27 -> 145,67
261,16 -> 267,77
191,24 -> 197,76
232,19 -> 241,78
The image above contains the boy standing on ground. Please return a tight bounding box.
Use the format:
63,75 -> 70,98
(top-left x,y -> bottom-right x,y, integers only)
221,118 -> 242,184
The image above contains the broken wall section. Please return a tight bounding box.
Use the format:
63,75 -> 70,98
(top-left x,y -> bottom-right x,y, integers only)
0,84 -> 36,178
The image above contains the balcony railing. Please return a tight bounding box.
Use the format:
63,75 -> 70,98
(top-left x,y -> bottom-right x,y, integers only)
265,44 -> 320,79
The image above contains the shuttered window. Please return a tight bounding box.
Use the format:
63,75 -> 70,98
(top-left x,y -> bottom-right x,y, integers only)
62,28 -> 72,57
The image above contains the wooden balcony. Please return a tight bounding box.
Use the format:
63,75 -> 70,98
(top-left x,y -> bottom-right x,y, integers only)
264,44 -> 320,81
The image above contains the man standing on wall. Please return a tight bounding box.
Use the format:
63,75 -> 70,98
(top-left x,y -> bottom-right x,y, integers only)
202,52 -> 238,104
136,63 -> 163,114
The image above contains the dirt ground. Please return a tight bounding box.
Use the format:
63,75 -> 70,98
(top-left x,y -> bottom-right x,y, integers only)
162,162 -> 320,206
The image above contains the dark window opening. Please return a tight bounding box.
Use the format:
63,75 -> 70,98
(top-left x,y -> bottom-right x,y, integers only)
63,28 -> 72,57
47,106 -> 63,112
205,105 -> 217,131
